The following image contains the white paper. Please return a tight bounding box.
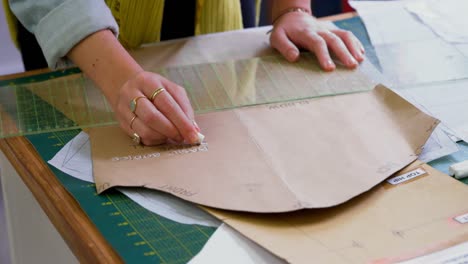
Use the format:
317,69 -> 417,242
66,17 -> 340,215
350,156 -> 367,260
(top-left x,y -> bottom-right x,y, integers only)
418,126 -> 459,163
406,0 -> 468,44
188,223 -> 285,264
349,0 -> 437,45
48,132 -> 220,227
396,79 -> 468,143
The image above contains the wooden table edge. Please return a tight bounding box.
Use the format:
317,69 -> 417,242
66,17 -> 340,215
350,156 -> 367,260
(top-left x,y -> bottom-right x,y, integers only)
0,137 -> 123,263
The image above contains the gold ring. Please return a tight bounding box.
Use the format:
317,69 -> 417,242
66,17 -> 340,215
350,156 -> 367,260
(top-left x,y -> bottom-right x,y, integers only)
150,87 -> 166,101
129,115 -> 137,130
131,132 -> 141,144
130,96 -> 146,113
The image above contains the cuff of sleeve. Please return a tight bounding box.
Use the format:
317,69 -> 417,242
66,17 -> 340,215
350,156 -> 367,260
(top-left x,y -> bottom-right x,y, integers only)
35,0 -> 119,69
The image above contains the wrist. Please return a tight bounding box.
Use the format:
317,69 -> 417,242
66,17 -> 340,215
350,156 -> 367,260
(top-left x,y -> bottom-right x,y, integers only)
68,30 -> 143,106
272,7 -> 311,24
271,0 -> 311,23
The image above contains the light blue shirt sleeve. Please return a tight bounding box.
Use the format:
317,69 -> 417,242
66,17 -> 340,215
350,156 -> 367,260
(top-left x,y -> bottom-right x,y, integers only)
9,0 -> 119,68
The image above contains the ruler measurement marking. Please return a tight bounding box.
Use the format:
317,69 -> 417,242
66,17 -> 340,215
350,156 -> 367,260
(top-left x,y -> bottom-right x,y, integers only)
298,56 -> 321,96
149,213 -> 194,257
31,84 -> 41,131
258,59 -> 285,101
210,63 -> 235,108
272,56 -> 303,99
174,67 -> 202,112
65,79 -> 77,125
48,78 -> 59,129
80,77 -> 94,125
194,65 -> 218,110
106,194 -> 166,262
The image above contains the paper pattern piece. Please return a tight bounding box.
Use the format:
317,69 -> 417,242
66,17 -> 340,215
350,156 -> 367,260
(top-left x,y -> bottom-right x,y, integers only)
48,132 -> 220,227
205,162 -> 468,263
90,85 -> 438,212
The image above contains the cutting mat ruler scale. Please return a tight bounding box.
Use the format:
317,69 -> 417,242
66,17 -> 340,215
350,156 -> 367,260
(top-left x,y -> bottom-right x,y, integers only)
0,53 -> 381,138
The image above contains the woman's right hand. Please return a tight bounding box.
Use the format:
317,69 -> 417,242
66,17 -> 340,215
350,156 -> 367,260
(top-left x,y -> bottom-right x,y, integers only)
67,30 -> 200,145
115,71 -> 201,145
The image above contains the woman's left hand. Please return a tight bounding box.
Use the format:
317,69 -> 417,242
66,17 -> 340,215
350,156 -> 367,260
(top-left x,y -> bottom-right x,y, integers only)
269,11 -> 365,71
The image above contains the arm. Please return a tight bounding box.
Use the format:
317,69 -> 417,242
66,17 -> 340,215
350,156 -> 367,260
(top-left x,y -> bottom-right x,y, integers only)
269,0 -> 365,71
67,30 -> 201,145
9,0 -> 200,145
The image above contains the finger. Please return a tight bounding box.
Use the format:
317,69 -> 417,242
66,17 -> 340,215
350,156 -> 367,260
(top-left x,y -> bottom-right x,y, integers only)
270,28 -> 300,62
144,86 -> 200,144
299,30 -> 335,71
134,98 -> 184,142
332,29 -> 365,62
318,31 -> 358,69
117,111 -> 167,146
160,78 -> 199,131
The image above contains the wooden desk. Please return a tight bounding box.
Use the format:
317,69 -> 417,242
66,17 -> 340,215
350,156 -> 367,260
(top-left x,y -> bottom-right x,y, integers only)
0,13 -> 390,263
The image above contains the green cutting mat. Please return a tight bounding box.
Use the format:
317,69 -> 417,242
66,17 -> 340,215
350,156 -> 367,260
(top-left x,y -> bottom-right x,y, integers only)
28,129 -> 215,263
18,17 -> 384,263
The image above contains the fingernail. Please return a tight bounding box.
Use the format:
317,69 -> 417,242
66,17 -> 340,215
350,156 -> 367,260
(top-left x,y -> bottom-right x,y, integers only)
192,120 -> 201,132
325,59 -> 335,71
287,49 -> 299,61
355,52 -> 364,61
360,46 -> 365,53
349,57 -> 358,66
188,131 -> 202,144
197,132 -> 205,143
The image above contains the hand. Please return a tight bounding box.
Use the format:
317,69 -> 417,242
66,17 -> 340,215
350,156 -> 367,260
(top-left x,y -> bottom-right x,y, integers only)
269,12 -> 365,71
115,71 -> 201,145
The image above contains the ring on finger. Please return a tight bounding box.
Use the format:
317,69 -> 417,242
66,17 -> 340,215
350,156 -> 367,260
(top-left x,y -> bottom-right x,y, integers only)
130,96 -> 147,113
129,114 -> 137,130
131,132 -> 141,145
150,87 -> 166,102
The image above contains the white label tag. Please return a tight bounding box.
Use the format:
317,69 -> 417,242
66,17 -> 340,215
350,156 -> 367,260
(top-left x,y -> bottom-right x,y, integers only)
387,168 -> 427,185
454,213 -> 468,224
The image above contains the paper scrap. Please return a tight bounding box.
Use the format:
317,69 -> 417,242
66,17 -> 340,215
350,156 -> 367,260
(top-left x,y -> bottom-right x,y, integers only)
48,132 -> 220,227
418,127 -> 459,163
188,223 -> 285,264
